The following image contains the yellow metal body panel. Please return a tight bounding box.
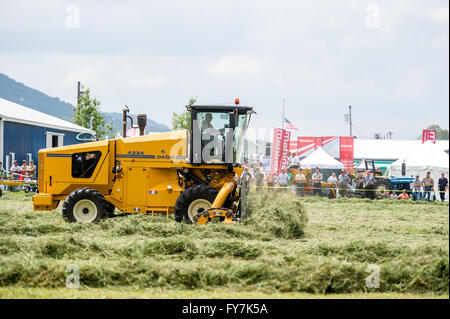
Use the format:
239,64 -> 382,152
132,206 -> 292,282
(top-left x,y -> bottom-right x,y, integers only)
212,181 -> 236,208
33,129 -> 243,217
33,194 -> 59,211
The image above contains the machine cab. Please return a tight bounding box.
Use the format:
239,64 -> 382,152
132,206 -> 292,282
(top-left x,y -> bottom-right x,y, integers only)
188,104 -> 254,165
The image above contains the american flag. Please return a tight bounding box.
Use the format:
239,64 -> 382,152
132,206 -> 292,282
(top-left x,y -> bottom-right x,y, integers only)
284,118 -> 299,131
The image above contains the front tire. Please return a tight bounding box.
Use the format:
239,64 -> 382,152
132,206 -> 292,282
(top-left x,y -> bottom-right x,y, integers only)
174,185 -> 218,224
62,188 -> 109,223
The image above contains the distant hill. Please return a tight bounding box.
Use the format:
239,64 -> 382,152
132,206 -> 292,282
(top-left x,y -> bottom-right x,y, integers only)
0,73 -> 170,133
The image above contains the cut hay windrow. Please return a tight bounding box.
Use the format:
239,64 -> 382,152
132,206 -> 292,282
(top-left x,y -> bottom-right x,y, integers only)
0,191 -> 448,295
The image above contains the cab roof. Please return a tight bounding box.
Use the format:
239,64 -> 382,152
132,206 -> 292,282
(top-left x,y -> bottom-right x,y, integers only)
188,104 -> 254,113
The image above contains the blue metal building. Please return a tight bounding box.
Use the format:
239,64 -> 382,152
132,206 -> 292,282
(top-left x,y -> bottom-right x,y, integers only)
0,97 -> 94,170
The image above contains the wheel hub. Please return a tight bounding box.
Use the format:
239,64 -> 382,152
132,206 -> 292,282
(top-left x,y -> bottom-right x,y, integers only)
73,199 -> 98,223
188,199 -> 212,223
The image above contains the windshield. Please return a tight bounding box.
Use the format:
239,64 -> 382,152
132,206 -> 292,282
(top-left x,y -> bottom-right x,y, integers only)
192,111 -> 250,164
234,114 -> 249,164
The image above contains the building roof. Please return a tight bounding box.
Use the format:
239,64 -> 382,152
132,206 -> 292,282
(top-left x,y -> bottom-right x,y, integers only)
0,98 -> 94,134
354,139 -> 449,160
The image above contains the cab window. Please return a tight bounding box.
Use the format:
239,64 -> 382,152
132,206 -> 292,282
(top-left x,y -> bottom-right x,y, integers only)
71,151 -> 102,178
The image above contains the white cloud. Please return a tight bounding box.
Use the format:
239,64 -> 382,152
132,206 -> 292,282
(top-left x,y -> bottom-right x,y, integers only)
425,7 -> 449,23
432,33 -> 450,49
0,1 -> 448,138
60,67 -> 101,87
206,55 -> 264,77
128,76 -> 167,88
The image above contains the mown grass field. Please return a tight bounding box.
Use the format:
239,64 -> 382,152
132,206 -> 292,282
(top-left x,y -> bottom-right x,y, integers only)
0,190 -> 448,299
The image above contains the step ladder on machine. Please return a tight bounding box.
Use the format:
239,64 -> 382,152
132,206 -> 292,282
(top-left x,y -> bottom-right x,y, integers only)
150,207 -> 170,221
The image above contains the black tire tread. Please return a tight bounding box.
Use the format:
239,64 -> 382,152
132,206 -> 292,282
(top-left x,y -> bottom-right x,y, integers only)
174,185 -> 218,223
374,179 -> 391,199
62,188 -> 109,223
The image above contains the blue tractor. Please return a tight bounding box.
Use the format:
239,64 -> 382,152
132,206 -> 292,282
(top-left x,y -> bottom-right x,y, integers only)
355,159 -> 414,199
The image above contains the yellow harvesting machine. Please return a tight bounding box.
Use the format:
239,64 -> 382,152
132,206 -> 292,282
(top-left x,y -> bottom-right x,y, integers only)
33,103 -> 254,224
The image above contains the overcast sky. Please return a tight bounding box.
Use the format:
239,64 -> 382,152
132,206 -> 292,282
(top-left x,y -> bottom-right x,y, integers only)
0,0 -> 448,139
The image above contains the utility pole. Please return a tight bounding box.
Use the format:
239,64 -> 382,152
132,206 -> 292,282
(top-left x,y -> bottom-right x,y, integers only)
77,81 -> 81,106
282,98 -> 285,129
349,105 -> 352,137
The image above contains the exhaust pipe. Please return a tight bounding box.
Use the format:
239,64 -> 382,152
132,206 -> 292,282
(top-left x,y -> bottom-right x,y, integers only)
137,114 -> 147,136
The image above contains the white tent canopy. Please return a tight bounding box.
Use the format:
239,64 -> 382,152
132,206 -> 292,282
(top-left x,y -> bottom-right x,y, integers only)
354,139 -> 449,161
388,141 -> 449,190
300,147 -> 345,169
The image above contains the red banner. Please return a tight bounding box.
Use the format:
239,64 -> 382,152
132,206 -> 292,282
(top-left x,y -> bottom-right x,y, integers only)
296,136 -> 354,171
288,140 -> 297,153
270,128 -> 291,176
280,129 -> 291,171
422,130 -> 437,144
321,136 -> 338,146
296,136 -> 316,157
339,136 -> 354,171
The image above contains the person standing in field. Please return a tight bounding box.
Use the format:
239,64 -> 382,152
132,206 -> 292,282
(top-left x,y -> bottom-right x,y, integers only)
312,167 -> 323,196
327,172 -> 338,198
266,173 -> 274,192
10,161 -> 21,180
438,172 -> 448,202
327,172 -> 338,186
27,160 -> 36,180
338,170 -> 351,198
277,168 -> 290,192
19,160 -> 29,190
411,175 -> 422,201
421,171 -> 434,202
0,162 -> 7,191
255,161 -> 264,187
363,170 -> 376,199
0,161 -> 6,179
294,169 -> 306,196
27,160 -> 37,192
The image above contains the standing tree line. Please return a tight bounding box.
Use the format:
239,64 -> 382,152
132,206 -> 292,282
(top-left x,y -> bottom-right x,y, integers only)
171,97 -> 196,130
419,125 -> 449,140
73,88 -> 112,140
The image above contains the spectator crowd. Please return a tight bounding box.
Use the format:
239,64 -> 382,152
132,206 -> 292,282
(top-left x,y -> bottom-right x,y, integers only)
0,159 -> 37,192
244,152 -> 449,202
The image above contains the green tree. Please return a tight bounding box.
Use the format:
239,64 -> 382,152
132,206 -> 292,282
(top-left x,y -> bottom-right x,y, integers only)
171,97 -> 196,130
73,88 -> 112,140
418,125 -> 449,140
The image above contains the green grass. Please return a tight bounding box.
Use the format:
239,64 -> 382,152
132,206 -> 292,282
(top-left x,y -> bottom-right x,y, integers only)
0,190 -> 448,299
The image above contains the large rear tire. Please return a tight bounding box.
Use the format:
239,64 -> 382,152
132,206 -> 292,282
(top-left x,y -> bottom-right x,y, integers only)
62,188 -> 109,223
174,185 -> 218,224
374,180 -> 390,199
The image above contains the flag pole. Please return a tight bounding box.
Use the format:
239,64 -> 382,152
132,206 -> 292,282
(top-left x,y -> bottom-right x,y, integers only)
282,98 -> 285,129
